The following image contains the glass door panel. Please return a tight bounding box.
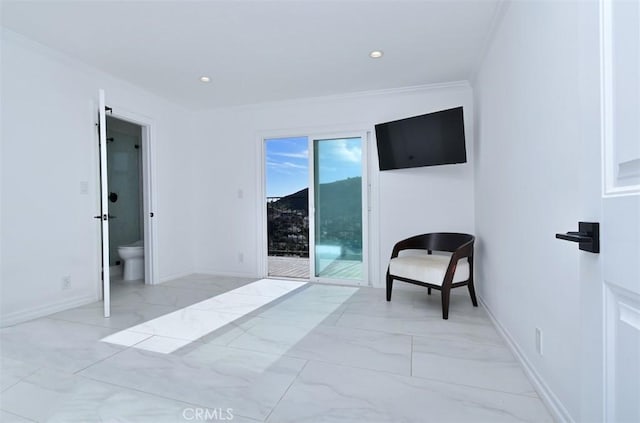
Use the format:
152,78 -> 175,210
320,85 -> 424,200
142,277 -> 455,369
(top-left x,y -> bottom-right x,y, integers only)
312,137 -> 364,281
265,136 -> 310,279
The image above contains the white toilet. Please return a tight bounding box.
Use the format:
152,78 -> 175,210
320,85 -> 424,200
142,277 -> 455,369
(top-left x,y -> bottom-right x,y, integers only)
117,240 -> 144,281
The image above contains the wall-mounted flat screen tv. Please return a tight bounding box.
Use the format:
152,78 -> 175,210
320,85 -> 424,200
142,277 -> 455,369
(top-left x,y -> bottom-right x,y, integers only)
375,106 -> 466,171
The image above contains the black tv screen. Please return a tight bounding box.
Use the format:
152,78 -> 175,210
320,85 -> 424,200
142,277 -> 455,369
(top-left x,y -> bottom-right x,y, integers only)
375,107 -> 467,171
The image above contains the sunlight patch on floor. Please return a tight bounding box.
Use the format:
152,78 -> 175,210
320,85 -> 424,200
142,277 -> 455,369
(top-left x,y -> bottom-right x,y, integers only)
100,279 -> 307,353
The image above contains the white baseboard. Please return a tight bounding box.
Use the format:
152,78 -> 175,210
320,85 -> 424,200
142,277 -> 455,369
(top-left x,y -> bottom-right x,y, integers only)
157,270 -> 259,285
192,269 -> 260,279
157,271 -> 195,284
479,295 -> 574,423
0,293 -> 98,328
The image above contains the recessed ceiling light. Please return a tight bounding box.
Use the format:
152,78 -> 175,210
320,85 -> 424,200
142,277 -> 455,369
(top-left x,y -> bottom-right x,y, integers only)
369,50 -> 384,59
199,76 -> 211,83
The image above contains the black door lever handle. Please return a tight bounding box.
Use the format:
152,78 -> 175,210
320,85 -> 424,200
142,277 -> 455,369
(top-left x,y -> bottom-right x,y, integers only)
555,222 -> 599,253
555,232 -> 591,243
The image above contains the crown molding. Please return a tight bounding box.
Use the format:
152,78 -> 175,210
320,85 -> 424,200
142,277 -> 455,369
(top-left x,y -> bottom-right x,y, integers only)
203,80 -> 472,114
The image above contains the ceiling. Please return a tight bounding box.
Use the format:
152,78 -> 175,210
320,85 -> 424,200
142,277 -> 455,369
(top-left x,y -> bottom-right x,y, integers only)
1,1 -> 501,110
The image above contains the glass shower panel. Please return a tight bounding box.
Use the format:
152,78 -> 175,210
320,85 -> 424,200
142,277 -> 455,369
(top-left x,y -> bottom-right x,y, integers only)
106,125 -> 142,267
313,137 -> 363,280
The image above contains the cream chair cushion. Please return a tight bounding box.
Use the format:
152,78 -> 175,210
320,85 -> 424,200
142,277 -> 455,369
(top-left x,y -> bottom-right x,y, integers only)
389,250 -> 469,286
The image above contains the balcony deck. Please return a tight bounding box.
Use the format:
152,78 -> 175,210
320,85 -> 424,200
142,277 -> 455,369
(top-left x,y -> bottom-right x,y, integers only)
267,256 -> 363,280
268,256 -> 309,279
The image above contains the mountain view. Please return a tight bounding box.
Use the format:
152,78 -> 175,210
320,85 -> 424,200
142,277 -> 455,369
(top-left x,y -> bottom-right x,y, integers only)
267,177 -> 362,260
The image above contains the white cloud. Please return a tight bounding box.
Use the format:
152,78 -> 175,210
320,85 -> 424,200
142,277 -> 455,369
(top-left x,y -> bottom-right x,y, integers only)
271,149 -> 309,159
321,139 -> 361,163
267,160 -> 307,174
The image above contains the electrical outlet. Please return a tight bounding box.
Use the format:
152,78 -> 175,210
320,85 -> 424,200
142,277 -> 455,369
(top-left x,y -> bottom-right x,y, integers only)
62,275 -> 71,290
535,328 -> 543,355
238,252 -> 244,263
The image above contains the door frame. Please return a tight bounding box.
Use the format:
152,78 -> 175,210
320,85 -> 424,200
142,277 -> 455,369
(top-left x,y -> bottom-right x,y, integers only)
258,127 -> 374,286
95,99 -> 159,304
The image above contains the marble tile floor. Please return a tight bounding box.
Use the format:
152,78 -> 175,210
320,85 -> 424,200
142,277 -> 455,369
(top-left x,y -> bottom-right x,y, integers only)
100,278 -> 309,354
0,274 -> 553,422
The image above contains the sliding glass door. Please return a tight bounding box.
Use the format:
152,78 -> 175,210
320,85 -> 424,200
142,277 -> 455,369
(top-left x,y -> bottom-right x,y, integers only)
310,136 -> 366,283
265,133 -> 367,285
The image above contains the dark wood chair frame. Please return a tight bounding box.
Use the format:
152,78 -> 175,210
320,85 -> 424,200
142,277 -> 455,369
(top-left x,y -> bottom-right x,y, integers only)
386,233 -> 477,320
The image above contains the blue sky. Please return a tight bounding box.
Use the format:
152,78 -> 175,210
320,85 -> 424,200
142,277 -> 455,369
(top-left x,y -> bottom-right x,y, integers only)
266,136 -> 361,198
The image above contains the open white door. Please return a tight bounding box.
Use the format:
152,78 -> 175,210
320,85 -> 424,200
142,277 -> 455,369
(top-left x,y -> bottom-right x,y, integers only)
98,89 -> 110,318
600,1 -> 640,420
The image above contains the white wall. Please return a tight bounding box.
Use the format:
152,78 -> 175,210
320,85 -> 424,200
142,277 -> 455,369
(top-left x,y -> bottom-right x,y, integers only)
0,30 -> 195,325
191,83 -> 475,287
473,2 -> 602,421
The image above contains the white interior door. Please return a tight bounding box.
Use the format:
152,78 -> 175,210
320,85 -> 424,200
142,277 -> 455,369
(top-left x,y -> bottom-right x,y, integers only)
601,1 -> 640,420
98,89 -> 110,318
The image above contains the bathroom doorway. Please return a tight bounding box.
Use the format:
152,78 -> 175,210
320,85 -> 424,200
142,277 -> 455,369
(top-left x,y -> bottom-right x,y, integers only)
102,111 -> 156,288
96,91 -> 157,317
106,116 -> 144,283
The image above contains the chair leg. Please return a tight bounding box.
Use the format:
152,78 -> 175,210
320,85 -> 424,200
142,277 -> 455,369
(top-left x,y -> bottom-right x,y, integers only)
441,288 -> 450,320
386,270 -> 393,301
467,281 -> 478,307
427,287 -> 432,295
